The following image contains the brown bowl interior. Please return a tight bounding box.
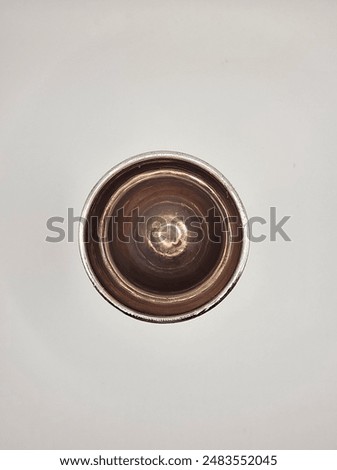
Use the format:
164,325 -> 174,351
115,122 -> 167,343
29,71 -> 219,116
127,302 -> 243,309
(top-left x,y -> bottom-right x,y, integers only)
82,157 -> 244,319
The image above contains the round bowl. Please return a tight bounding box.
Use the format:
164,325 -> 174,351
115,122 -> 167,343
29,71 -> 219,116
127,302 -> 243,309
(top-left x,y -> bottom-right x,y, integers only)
79,151 -> 249,323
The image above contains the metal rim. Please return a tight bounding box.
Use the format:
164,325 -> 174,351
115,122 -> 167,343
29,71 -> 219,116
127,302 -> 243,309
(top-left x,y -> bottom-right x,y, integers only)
79,151 -> 249,323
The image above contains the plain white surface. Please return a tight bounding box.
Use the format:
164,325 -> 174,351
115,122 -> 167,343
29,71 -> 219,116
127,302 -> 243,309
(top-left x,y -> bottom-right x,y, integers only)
1,0 -> 337,449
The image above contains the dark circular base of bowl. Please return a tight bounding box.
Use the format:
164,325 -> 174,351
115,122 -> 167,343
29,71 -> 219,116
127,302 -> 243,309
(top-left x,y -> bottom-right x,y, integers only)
79,151 -> 249,322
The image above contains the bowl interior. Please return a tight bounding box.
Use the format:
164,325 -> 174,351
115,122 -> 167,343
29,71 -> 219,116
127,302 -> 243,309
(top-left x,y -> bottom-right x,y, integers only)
81,156 -> 246,320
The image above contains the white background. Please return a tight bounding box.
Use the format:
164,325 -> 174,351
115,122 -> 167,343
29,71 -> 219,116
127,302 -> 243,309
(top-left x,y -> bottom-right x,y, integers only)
1,1 -> 336,449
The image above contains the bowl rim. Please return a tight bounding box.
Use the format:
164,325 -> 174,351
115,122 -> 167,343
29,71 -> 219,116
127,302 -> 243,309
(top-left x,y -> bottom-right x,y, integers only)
79,150 -> 250,323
